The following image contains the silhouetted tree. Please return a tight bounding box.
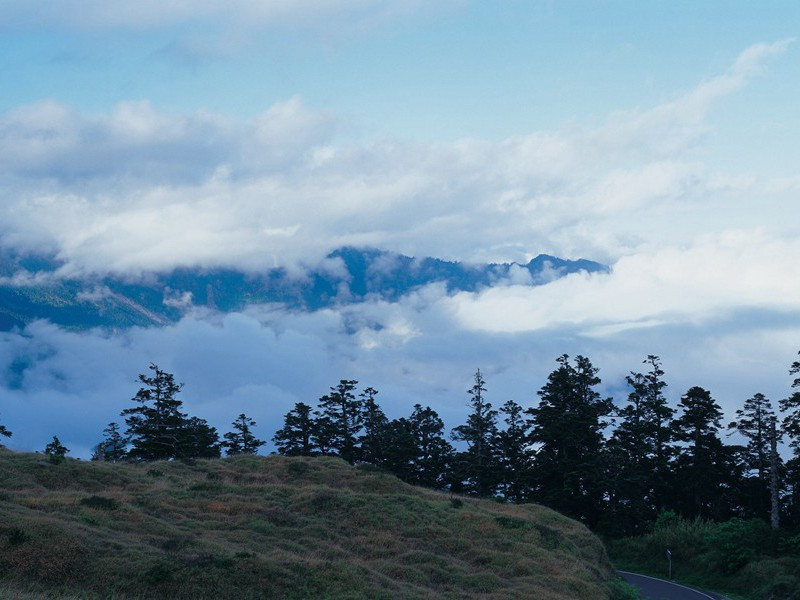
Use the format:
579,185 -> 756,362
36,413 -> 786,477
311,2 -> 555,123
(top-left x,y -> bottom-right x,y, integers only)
318,379 -> 362,463
122,364 -> 188,461
380,418 -> 417,483
358,387 -> 388,465
780,351 -> 800,456
91,422 -> 128,462
493,400 -> 533,503
223,413 -> 266,456
44,436 -> 69,464
605,356 -> 673,534
729,392 -> 778,519
672,386 -> 728,519
527,354 -> 613,527
0,415 -> 11,445
408,404 -> 453,488
178,416 -> 221,460
452,369 -> 498,496
273,402 -> 316,456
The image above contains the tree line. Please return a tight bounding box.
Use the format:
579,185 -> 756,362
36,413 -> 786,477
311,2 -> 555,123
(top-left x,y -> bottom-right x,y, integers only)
2,353 -> 800,537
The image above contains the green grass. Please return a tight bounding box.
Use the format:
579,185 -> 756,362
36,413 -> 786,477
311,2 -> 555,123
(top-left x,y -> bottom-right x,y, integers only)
608,513 -> 800,600
0,449 -> 628,599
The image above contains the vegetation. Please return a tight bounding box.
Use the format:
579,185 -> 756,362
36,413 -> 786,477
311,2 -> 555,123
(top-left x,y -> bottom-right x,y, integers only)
609,511 -> 800,600
0,449 -> 628,599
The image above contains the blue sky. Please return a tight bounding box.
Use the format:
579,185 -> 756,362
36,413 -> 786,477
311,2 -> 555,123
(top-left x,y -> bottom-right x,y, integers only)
1,1 -> 800,454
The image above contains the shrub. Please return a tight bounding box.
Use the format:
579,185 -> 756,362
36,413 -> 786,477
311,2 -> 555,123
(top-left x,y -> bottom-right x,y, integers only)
79,496 -> 120,511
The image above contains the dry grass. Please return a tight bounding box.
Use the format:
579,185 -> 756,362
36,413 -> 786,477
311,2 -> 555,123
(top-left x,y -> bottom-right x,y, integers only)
0,449 -> 623,599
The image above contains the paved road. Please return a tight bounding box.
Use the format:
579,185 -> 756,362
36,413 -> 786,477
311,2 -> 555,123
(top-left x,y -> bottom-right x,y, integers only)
619,571 -> 727,600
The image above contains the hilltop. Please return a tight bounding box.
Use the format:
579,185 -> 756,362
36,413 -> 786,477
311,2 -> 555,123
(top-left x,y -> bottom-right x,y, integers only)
0,450 -> 627,599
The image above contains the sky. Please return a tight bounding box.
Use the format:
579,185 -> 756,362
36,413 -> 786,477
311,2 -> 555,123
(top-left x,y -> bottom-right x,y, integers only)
1,1 -> 800,456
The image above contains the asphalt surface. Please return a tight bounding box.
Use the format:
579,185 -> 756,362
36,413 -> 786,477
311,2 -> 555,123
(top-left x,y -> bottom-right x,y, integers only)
619,571 -> 727,600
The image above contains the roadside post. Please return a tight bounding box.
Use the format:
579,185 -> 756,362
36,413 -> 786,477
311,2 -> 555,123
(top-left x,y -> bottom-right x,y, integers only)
666,549 -> 672,579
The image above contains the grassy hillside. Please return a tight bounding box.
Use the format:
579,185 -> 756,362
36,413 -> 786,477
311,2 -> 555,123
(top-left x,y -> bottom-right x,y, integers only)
0,449 -> 628,599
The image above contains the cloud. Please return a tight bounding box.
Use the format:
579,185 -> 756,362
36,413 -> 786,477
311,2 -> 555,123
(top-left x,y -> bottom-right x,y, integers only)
0,41 -> 793,276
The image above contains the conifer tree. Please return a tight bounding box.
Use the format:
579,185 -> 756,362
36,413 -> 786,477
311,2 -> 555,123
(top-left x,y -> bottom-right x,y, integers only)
606,356 -> 673,533
273,402 -> 316,456
223,413 -> 266,456
729,392 -> 778,519
122,364 -> 188,461
44,436 -> 69,463
780,351 -> 800,454
92,422 -> 128,462
0,415 -> 11,445
178,416 -> 221,460
408,404 -> 453,488
493,400 -> 533,503
672,386 -> 727,518
527,354 -> 613,527
452,369 -> 498,496
380,418 -> 417,482
358,387 -> 388,465
318,379 -> 362,463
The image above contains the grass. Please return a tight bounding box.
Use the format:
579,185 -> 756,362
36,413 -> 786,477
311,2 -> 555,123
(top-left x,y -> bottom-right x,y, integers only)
0,448 -> 631,599
608,512 -> 800,600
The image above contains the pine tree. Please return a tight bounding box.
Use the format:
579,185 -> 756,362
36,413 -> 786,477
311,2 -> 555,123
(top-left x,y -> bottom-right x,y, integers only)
92,422 -> 128,462
178,416 -> 221,460
380,418 -> 418,483
122,364 -> 188,461
408,404 -> 453,489
780,351 -> 800,454
672,386 -> 727,518
606,356 -> 673,534
223,413 -> 266,455
273,402 -> 316,456
358,387 -> 389,465
44,436 -> 69,464
527,354 -> 613,527
0,414 -> 11,445
451,369 -> 498,496
493,400 -> 533,503
728,392 -> 778,519
317,379 -> 362,463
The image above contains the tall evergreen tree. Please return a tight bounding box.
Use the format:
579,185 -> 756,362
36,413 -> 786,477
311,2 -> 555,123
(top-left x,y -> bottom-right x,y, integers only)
380,418 -> 418,483
91,422 -> 128,462
223,413 -> 266,456
672,386 -> 728,519
408,404 -> 453,489
780,351 -> 800,454
605,356 -> 673,534
493,400 -> 533,503
273,402 -> 316,456
451,369 -> 498,496
358,387 -> 388,465
728,392 -> 778,519
122,364 -> 188,461
318,379 -> 363,463
527,354 -> 613,527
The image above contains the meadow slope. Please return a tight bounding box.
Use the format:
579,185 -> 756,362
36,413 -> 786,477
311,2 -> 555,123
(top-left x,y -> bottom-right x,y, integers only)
0,450 -> 626,599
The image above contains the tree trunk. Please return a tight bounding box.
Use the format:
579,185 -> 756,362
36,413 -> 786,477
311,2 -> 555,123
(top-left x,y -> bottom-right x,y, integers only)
769,418 -> 780,530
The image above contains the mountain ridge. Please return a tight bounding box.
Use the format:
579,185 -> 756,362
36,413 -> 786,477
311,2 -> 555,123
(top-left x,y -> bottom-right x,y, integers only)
0,247 -> 607,331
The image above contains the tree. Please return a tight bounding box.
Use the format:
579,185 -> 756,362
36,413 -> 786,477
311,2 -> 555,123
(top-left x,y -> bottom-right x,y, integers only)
273,402 -> 316,456
223,413 -> 266,456
493,400 -> 533,503
0,415 -> 11,445
408,404 -> 453,488
605,356 -> 673,534
728,392 -> 778,519
317,379 -> 362,463
91,422 -> 128,462
527,354 -> 613,527
358,387 -> 388,465
44,436 -> 69,464
672,386 -> 728,519
780,351 -> 800,454
451,369 -> 498,496
178,416 -> 221,460
122,364 -> 188,461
